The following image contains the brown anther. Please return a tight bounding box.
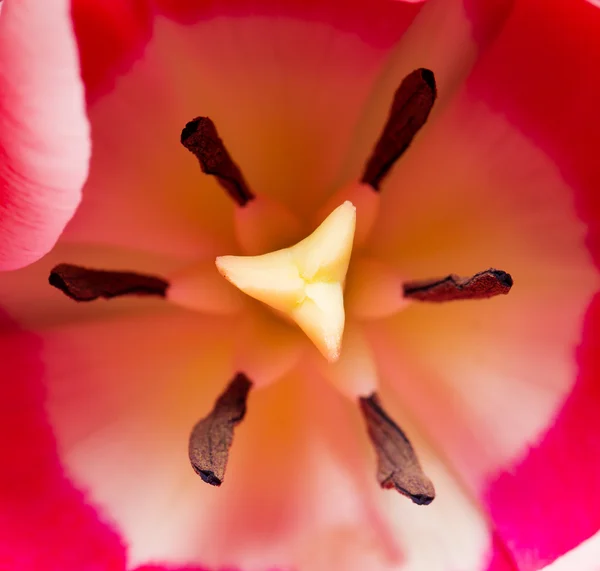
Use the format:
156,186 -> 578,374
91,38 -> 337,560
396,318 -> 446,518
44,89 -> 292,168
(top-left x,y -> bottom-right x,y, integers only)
362,68 -> 437,190
360,393 -> 435,505
403,269 -> 513,302
181,116 -> 255,207
49,263 -> 169,302
188,373 -> 252,486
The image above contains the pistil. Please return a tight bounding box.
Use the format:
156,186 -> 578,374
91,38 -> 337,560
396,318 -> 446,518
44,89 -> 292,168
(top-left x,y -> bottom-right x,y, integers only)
216,201 -> 356,362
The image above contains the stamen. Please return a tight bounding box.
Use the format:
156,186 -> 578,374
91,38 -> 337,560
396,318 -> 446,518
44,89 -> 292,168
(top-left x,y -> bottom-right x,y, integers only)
181,116 -> 255,207
403,268 -> 513,302
360,393 -> 435,506
49,263 -> 168,302
188,372 -> 252,486
361,68 -> 437,190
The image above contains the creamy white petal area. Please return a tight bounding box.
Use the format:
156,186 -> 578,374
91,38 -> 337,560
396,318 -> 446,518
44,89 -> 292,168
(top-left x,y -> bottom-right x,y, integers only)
294,372 -> 491,571
541,530 -> 600,571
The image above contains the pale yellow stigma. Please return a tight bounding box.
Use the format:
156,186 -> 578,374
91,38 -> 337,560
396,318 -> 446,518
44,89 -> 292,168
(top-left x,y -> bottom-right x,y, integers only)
216,201 -> 356,362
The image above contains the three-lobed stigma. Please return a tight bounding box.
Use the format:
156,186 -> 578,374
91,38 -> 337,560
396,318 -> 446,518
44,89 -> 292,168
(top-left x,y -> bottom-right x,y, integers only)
216,201 -> 356,362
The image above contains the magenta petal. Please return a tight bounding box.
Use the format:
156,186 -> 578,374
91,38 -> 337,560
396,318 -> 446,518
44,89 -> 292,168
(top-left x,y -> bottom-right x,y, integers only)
469,0 -> 600,267
0,0 -> 89,270
485,533 -> 519,571
464,0 -> 600,567
132,567 -> 232,571
485,295 -> 600,570
0,312 -> 126,570
155,0 -> 421,48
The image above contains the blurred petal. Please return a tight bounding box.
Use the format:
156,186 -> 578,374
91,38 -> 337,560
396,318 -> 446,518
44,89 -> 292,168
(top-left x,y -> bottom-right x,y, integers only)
0,0 -> 89,270
72,0 -> 154,101
0,314 -> 126,571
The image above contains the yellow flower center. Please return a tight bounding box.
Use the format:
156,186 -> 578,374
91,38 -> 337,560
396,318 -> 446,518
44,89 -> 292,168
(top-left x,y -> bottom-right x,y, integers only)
216,201 -> 356,362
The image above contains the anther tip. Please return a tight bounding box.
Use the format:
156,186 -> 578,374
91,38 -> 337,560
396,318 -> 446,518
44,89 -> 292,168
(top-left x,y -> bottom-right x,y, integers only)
194,466 -> 222,487
418,68 -> 436,92
409,493 -> 435,506
491,269 -> 513,289
181,116 -> 204,144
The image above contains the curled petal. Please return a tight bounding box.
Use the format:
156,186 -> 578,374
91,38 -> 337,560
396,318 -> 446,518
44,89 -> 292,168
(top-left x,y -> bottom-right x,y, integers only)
0,0 -> 90,270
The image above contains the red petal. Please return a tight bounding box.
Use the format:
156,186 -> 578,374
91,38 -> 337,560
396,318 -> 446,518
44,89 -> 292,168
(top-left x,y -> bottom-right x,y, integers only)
72,0 -> 154,101
155,0 -> 421,48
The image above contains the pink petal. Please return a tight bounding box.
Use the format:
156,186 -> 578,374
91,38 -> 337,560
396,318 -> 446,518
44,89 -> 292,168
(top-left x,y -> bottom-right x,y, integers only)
485,294 -> 600,571
363,10 -> 599,561
0,0 -> 89,270
0,312 -> 126,570
458,0 -> 600,566
304,367 -> 493,570
62,4 -> 418,256
33,310 -> 232,566
467,0 -> 600,268
72,0 -> 154,102
334,0 -> 514,191
62,0 -> 511,263
39,309 -> 491,569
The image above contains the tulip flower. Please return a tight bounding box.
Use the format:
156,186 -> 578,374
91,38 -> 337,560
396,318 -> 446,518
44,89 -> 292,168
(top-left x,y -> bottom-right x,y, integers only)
1,0 -> 600,570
